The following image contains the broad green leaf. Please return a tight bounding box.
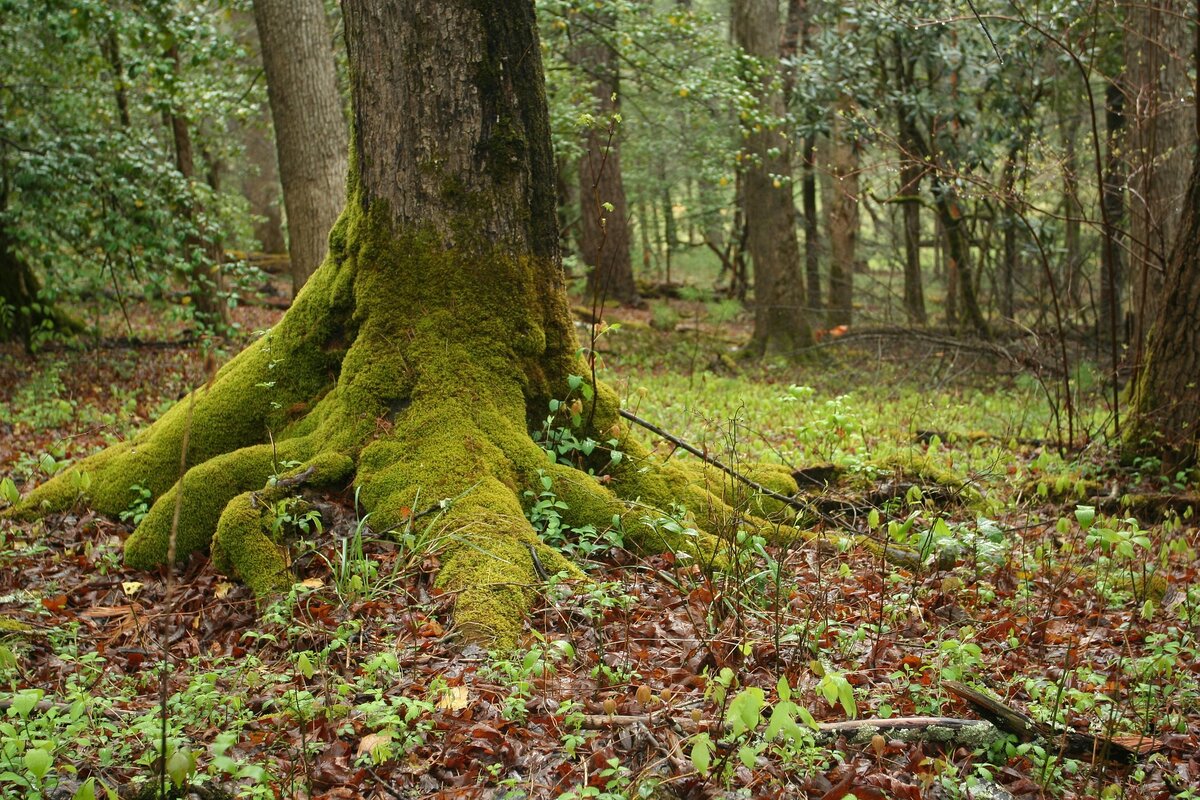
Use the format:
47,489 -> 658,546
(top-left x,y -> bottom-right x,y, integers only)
689,733 -> 712,775
24,747 -> 52,780
726,687 -> 764,735
166,748 -> 195,788
296,652 -> 315,679
12,689 -> 42,719
1075,505 -> 1095,530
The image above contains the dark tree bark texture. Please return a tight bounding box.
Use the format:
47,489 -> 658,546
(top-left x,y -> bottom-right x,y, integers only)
734,0 -> 812,356
570,14 -> 638,306
1127,0 -> 1192,351
1126,150 -> 1200,469
253,0 -> 348,294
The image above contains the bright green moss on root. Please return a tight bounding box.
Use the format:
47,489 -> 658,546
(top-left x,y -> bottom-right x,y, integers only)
124,443 -> 279,569
16,239 -> 353,521
211,491 -> 292,597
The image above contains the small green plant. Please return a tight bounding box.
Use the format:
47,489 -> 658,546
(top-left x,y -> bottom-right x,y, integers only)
690,673 -> 820,785
532,375 -> 623,474
119,484 -> 152,526
270,496 -> 323,539
525,472 -> 623,563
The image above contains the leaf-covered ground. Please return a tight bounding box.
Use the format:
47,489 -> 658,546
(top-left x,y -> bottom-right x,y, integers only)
1,293 -> 1198,800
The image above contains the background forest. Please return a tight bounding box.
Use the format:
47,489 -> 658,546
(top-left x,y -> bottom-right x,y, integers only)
0,0 -> 1199,799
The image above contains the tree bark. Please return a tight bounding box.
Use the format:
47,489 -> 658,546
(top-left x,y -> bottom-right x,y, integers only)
570,13 -> 638,305
1099,81 -> 1126,344
826,95 -> 858,327
1126,150 -> 1200,468
802,136 -> 822,313
1126,0 -> 1192,356
734,0 -> 812,356
15,0 -> 803,647
239,108 -> 287,255
253,0 -> 348,295
1062,109 -> 1083,309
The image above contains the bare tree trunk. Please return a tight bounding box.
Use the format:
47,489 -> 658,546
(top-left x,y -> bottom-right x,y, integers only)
253,0 -> 348,295
1126,0 -> 1192,356
826,92 -> 858,327
734,0 -> 812,355
571,12 -> 637,306
1126,151 -> 1200,468
899,165 -> 925,326
1099,81 -> 1126,344
802,136 -> 822,314
100,28 -> 131,128
240,109 -> 287,255
1000,149 -> 1018,320
1062,110 -> 1083,308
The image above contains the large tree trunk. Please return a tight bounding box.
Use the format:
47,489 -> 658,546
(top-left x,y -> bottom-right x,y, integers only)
253,0 -> 348,295
14,0 -> 800,646
734,0 -> 812,356
1126,150 -> 1200,468
1126,0 -> 1192,356
570,13 -> 638,306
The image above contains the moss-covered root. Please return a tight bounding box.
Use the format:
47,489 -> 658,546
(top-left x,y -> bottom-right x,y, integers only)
427,478 -> 580,646
211,491 -> 292,596
10,254 -> 351,521
123,444 -> 279,569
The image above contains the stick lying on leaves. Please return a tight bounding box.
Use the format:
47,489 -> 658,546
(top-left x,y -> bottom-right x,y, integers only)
582,682 -> 1164,766
581,713 -> 1000,746
943,681 -> 1164,764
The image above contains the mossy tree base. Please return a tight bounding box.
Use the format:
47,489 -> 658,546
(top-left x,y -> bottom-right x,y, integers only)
9,196 -> 822,645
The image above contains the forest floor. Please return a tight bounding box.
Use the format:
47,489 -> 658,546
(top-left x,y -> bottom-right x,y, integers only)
0,281 -> 1198,800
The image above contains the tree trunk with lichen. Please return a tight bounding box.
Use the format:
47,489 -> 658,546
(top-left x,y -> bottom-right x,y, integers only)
10,0 -> 807,646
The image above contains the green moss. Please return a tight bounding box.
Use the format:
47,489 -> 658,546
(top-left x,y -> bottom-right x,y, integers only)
210,492 -> 291,597
0,616 -> 34,634
18,247 -> 352,520
123,443 -> 279,569
13,167 -> 778,645
874,452 -> 984,506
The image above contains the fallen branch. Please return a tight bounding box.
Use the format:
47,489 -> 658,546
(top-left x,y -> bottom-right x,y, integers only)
619,409 -> 804,515
581,712 -> 1001,747
944,681 -> 1164,763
